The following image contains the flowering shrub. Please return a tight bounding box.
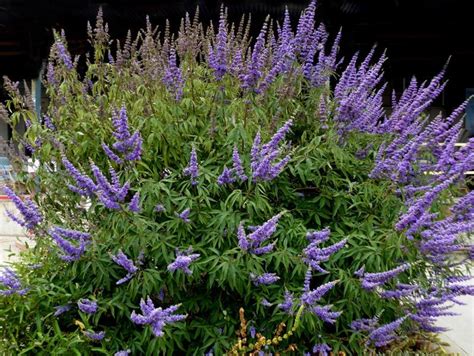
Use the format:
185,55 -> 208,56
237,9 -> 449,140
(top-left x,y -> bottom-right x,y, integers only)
1,2 -> 473,354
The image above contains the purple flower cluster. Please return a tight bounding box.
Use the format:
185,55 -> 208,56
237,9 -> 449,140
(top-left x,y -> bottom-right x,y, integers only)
3,186 -> 42,230
277,290 -> 294,314
62,156 -> 97,196
410,281 -> 474,333
84,330 -> 105,341
250,120 -> 292,182
357,263 -> 410,290
176,208 -> 191,223
303,228 -> 347,273
237,212 -> 283,254
102,106 -> 143,163
0,268 -> 28,296
301,279 -> 338,306
128,192 -> 140,213
380,283 -> 419,299
55,40 -> 74,70
350,316 -> 379,333
53,304 -> 72,316
112,250 -> 139,285
49,226 -> 91,262
162,48 -> 185,101
250,272 -> 280,286
217,146 -> 248,185
208,9 -> 228,80
183,146 -> 199,186
310,343 -> 332,356
114,350 -> 131,356
63,156 -> 135,210
167,248 -> 200,275
130,296 -> 186,337
367,316 -> 408,347
300,270 -> 341,324
333,48 -> 386,134
77,298 -> 98,314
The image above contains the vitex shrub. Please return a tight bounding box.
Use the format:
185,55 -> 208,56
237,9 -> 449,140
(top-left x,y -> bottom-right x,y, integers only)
1,2 -> 473,354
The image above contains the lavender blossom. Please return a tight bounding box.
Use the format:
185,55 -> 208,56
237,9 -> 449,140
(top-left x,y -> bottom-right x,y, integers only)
261,298 -> 272,307
84,330 -> 105,341
360,263 -> 410,290
49,226 -> 90,262
380,283 -> 418,299
303,228 -> 347,273
183,146 -> 199,185
250,272 -> 280,286
3,188 -> 42,230
103,106 -> 142,163
62,156 -> 97,196
232,146 -> 248,181
128,192 -> 140,213
55,40 -> 73,70
0,268 -> 28,296
312,343 -> 332,356
115,351 -> 131,356
238,213 -> 283,254
167,249 -> 200,275
163,48 -> 184,100
217,166 -> 236,185
177,208 -> 191,223
301,280 -> 338,306
310,304 -> 342,324
277,290 -> 294,314
77,299 -> 98,314
112,250 -> 139,285
130,296 -> 186,337
251,120 -> 293,181
208,8 -> 228,80
367,316 -> 408,347
53,304 -> 72,316
350,316 -> 379,332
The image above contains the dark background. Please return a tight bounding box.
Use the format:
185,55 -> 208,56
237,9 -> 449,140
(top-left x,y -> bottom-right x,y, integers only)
1,0 -> 473,111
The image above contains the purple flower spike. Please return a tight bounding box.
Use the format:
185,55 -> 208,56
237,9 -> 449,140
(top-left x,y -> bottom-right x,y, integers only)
53,304 -> 71,316
167,248 -> 200,275
183,146 -> 199,186
250,272 -> 280,286
360,263 -> 411,290
217,166 -> 236,185
77,299 -> 98,314
49,226 -> 90,262
3,186 -> 43,230
102,106 -> 142,163
84,330 -> 105,341
112,249 -> 139,285
310,304 -> 342,324
130,296 -> 186,337
163,47 -> 185,101
301,280 -> 338,306
55,40 -> 73,70
313,343 -> 332,356
277,290 -> 294,314
115,351 -> 131,356
367,316 -> 408,347
251,120 -> 293,182
61,156 -> 97,196
128,192 -> 141,213
177,208 -> 191,223
0,268 -> 28,296
232,146 -> 247,181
